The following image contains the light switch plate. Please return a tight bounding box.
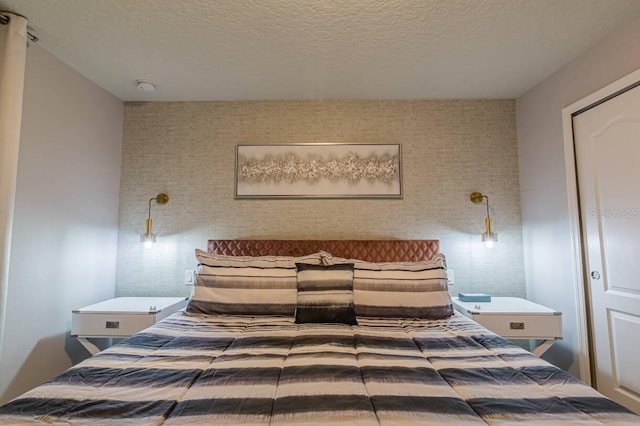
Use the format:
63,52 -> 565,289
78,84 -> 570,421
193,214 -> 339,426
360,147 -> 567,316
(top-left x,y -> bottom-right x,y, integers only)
184,269 -> 195,285
447,269 -> 455,285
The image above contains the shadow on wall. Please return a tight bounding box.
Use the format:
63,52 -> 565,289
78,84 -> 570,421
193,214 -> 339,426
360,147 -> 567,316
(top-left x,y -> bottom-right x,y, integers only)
540,336 -> 576,372
1,334 -> 69,405
0,333 -> 113,405
64,333 -> 112,365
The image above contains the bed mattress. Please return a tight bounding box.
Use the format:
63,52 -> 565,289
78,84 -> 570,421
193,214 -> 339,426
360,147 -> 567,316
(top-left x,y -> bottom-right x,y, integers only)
0,312 -> 637,425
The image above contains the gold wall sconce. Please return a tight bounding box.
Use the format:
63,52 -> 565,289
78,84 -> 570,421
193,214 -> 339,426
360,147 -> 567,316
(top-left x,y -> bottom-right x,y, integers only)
141,193 -> 169,249
470,192 -> 498,248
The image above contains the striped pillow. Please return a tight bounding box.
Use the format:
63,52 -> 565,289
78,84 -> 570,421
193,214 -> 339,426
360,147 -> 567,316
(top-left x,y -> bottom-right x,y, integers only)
332,254 -> 453,319
295,263 -> 357,325
186,250 -> 330,316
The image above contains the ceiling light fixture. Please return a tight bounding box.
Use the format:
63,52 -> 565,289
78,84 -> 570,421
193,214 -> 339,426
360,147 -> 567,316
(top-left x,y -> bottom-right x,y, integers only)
135,79 -> 156,92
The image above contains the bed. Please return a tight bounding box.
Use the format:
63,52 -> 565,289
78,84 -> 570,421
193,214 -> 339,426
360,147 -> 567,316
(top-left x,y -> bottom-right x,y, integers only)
0,239 -> 638,425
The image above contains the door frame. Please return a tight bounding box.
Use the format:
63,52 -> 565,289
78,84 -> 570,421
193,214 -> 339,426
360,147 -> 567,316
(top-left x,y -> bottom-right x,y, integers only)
561,67 -> 640,386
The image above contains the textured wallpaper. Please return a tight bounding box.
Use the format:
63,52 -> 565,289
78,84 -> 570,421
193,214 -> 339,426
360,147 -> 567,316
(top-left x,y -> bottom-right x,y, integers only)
117,100 -> 524,298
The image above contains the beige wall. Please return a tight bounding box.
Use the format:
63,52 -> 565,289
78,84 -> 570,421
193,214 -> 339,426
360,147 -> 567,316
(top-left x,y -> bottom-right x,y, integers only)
117,100 -> 524,301
516,14 -> 640,378
0,44 -> 123,404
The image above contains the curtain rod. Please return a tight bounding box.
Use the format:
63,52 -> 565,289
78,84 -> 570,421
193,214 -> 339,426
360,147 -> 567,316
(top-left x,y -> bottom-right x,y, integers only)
0,12 -> 39,43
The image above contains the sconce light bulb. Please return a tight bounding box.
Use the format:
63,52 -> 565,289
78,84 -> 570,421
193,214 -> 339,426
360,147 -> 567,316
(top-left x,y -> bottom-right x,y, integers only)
141,231 -> 157,249
471,193 -> 498,249
141,193 -> 168,248
481,230 -> 498,249
481,215 -> 498,248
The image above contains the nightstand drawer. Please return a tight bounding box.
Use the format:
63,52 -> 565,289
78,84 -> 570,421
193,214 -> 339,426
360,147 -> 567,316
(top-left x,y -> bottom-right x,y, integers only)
71,312 -> 156,337
451,297 -> 562,356
471,313 -> 562,339
71,297 -> 188,340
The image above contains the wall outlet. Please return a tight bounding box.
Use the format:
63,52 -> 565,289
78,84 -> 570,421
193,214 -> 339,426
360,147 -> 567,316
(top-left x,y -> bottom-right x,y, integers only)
184,269 -> 195,285
447,269 -> 455,285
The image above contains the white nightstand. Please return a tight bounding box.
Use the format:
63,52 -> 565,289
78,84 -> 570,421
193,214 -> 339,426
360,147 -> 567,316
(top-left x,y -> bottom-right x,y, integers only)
452,296 -> 562,356
71,296 -> 188,355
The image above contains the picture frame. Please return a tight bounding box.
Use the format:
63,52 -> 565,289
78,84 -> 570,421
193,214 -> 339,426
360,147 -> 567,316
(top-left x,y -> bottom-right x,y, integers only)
235,143 -> 402,199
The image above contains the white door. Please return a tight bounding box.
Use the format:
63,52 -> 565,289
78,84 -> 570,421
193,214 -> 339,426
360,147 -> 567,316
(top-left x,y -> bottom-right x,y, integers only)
573,82 -> 640,413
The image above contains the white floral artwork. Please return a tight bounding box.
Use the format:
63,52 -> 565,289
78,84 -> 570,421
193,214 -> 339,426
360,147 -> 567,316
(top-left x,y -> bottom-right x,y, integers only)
235,144 -> 402,198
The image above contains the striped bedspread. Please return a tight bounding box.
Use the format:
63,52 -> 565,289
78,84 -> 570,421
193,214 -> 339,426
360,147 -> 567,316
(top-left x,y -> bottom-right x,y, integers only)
0,313 -> 637,425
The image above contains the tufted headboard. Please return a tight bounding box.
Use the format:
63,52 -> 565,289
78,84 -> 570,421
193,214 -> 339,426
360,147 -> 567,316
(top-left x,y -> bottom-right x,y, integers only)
207,239 -> 439,262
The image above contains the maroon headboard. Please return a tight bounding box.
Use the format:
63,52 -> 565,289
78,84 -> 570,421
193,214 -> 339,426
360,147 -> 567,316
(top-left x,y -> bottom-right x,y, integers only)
207,240 -> 439,262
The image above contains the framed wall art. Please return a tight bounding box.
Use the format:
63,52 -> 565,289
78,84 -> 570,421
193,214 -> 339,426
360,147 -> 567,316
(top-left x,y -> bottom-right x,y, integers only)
235,143 -> 402,199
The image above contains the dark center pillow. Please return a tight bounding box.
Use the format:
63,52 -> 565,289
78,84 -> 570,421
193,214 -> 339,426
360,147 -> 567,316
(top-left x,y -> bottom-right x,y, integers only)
295,263 -> 357,325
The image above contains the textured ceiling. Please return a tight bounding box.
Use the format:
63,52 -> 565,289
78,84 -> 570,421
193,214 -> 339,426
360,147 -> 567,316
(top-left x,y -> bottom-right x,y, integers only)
2,0 -> 640,101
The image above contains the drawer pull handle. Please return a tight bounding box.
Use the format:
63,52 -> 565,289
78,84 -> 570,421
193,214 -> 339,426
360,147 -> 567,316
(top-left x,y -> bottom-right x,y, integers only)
510,322 -> 525,330
105,321 -> 120,329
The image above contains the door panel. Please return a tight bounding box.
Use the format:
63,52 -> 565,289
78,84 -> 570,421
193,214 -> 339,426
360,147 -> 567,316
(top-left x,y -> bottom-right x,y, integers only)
592,120 -> 640,296
609,310 -> 640,399
573,83 -> 640,413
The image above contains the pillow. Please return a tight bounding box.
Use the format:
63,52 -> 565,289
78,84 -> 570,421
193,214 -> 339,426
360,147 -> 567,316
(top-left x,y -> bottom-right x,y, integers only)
186,250 -> 332,316
330,254 -> 453,319
294,263 -> 357,325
